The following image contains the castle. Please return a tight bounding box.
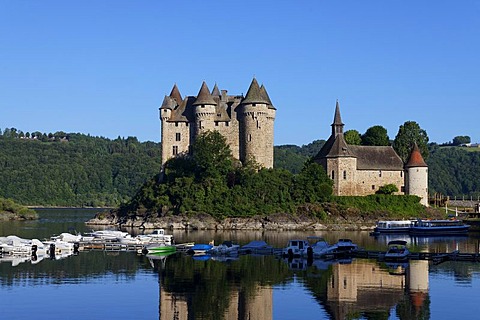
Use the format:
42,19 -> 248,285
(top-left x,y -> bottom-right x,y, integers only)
314,102 -> 429,206
159,78 -> 276,168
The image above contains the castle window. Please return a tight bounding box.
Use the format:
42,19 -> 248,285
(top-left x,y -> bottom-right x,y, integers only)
331,170 -> 335,180
257,120 -> 260,129
252,103 -> 256,106
372,185 -> 375,190
175,122 -> 179,127
188,145 -> 192,154
248,134 -> 252,142
225,122 -> 229,127
175,133 -> 181,141
400,171 -> 403,177
172,146 -> 178,155
215,121 -> 219,126
379,170 -> 382,177
186,122 -> 189,127
343,170 -> 347,180
199,121 -> 204,129
401,186 -> 405,192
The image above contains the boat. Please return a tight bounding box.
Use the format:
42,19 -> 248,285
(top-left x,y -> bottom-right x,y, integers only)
143,243 -> 177,255
208,241 -> 240,256
239,240 -> 274,255
50,232 -> 82,243
322,239 -> 359,257
410,219 -> 470,235
384,240 -> 410,261
89,230 -> 130,241
188,243 -> 214,255
120,229 -> 174,245
304,237 -> 330,259
282,239 -> 310,258
371,220 -> 414,235
44,239 -> 76,258
0,236 -> 46,256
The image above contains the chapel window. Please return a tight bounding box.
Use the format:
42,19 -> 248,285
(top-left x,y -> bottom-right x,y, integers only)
175,133 -> 181,141
343,170 -> 347,180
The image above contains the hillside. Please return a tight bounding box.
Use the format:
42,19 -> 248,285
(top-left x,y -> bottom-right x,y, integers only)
0,133 -> 161,207
0,130 -> 478,208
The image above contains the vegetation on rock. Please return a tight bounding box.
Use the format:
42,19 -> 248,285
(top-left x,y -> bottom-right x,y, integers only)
0,198 -> 38,220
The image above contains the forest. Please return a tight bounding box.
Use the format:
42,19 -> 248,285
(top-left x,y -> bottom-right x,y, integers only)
0,128 -> 479,209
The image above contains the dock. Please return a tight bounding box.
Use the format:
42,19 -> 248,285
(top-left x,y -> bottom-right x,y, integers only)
353,249 -> 480,264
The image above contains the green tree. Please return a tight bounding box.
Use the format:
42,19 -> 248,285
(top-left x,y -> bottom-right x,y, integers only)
452,135 -> 471,146
192,131 -> 234,179
361,125 -> 390,146
293,160 -> 333,203
376,184 -> 399,195
344,129 -> 362,145
392,121 -> 429,162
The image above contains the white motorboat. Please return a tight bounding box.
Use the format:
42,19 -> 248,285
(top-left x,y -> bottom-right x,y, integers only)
208,241 -> 240,256
282,239 -> 310,258
44,239 -> 76,258
120,229 -> 173,245
51,232 -> 82,243
0,236 -> 46,256
322,239 -> 359,257
89,230 -> 130,241
239,240 -> 273,255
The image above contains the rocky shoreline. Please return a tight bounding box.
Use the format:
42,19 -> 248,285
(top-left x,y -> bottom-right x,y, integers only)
86,212 -> 378,231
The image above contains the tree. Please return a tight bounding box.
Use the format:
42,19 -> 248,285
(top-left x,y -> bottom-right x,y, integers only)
376,184 -> 399,195
293,160 -> 333,203
344,130 -> 362,145
392,121 -> 429,163
191,130 -> 234,179
361,125 -> 390,146
452,136 -> 471,146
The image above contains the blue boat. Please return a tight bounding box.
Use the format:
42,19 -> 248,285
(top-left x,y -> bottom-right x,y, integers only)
188,243 -> 213,255
410,219 -> 470,235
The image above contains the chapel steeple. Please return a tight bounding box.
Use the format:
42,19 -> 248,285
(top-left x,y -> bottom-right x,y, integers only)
332,100 -> 344,136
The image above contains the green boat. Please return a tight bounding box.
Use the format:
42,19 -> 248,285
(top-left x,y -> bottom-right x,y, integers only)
144,244 -> 177,254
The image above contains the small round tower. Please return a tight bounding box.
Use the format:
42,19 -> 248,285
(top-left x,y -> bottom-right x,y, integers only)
405,143 -> 429,206
193,82 -> 217,136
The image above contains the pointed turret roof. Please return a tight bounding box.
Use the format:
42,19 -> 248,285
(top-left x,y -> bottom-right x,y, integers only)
242,78 -> 269,105
193,81 -> 217,106
211,83 -> 221,96
169,84 -> 182,104
405,142 -> 428,167
260,84 -> 276,110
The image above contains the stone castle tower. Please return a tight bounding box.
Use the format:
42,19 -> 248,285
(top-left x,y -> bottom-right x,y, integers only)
405,143 -> 429,206
315,102 -> 429,206
159,78 -> 276,168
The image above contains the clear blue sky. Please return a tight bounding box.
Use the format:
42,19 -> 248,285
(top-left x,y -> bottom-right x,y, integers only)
1,1 -> 479,146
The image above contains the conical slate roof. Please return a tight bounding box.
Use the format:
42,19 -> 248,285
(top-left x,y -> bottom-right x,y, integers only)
211,83 -> 221,96
260,84 -> 276,110
193,82 -> 217,106
333,100 -> 343,126
242,78 -> 269,105
405,143 -> 428,167
169,84 -> 182,104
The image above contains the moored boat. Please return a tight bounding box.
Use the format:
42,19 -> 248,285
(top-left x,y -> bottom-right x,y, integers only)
208,241 -> 240,256
410,219 -> 470,235
144,243 -> 177,255
384,240 -> 410,261
371,220 -> 414,235
282,239 -> 310,258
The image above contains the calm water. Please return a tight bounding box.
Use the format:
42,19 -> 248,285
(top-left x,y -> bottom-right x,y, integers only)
1,208 -> 480,320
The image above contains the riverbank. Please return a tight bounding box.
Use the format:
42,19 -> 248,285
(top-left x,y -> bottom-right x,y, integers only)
86,204 -> 446,231
0,198 -> 38,220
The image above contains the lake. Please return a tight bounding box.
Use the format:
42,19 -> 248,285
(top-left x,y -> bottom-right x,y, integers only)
1,208 -> 480,320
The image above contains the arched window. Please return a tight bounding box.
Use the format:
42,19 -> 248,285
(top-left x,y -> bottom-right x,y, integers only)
343,170 -> 347,180
331,170 -> 335,180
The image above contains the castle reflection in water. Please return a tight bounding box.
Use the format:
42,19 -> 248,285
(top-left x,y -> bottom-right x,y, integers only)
153,256 -> 430,320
